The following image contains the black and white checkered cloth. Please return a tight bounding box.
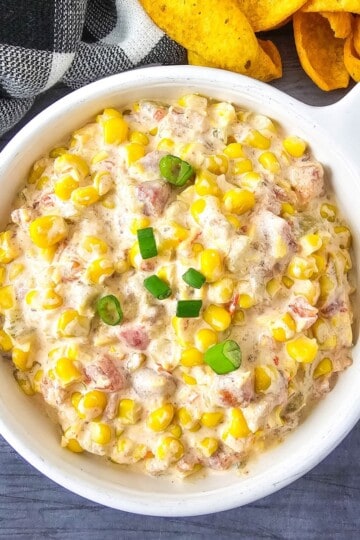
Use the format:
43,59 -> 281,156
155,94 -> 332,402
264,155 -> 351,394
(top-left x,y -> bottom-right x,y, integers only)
0,0 -> 186,136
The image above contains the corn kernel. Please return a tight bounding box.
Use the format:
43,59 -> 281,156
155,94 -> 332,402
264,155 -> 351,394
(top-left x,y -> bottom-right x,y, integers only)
29,215 -> 67,248
286,335 -> 319,363
55,357 -> 82,385
125,142 -> 146,164
115,259 -> 130,274
0,231 -> 19,264
233,310 -> 245,325
168,424 -> 182,439
130,217 -> 150,235
208,278 -> 234,304
82,236 -> 108,255
178,407 -> 198,430
157,138 -> 174,151
334,226 -> 352,248
12,345 -> 32,371
42,288 -> 63,310
81,390 -> 107,411
54,175 -> 79,200
281,202 -> 296,217
86,257 -> 114,283
0,285 -> 14,311
118,399 -> 142,424
182,372 -> 197,385
228,408 -> 251,438
36,175 -> 49,189
241,171 -> 262,189
254,366 -> 272,393
156,437 -> 184,462
287,256 -> 317,280
14,372 -> 35,396
319,275 -> 335,300
57,309 -> 89,337
199,437 -> 219,457
102,116 -> 128,145
71,186 -> 100,207
0,265 -> 5,285
320,203 -> 337,222
180,348 -> 204,367
258,151 -> 280,173
313,357 -> 333,379
54,153 -> 89,180
90,422 -> 112,445
192,242 -> 203,255
194,328 -> 218,352
32,369 -> 43,393
190,198 -> 206,224
171,316 -> 191,347
223,189 -> 255,215
39,246 -> 57,262
238,293 -> 255,309
147,403 -> 174,432
92,171 -> 114,196
203,304 -> 231,332
282,276 -> 294,289
245,129 -> 271,150
271,313 -> 296,342
28,162 -> 46,184
233,158 -> 253,175
130,131 -> 149,146
9,263 -> 24,280
299,234 -> 322,256
226,214 -> 242,228
224,142 -> 244,159
282,136 -> 307,157
199,248 -> 223,282
194,169 -> 221,196
91,150 -> 109,165
266,278 -> 281,297
65,438 -> 84,453
201,411 -> 224,428
205,154 -> 228,175
0,329 -> 12,351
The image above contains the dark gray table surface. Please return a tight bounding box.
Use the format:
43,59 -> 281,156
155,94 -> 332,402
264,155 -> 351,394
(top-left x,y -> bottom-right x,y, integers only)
0,25 -> 359,540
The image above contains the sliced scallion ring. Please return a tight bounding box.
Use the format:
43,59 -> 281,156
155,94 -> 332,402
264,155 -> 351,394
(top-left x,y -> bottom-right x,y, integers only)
204,340 -> 242,374
159,155 -> 195,187
137,227 -> 158,259
96,295 -> 123,326
144,275 -> 172,300
176,299 -> 202,318
182,267 -> 206,289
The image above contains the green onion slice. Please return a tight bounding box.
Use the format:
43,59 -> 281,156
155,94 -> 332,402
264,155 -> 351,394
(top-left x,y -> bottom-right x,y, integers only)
204,340 -> 242,375
159,155 -> 195,187
144,275 -> 172,300
182,267 -> 206,289
96,295 -> 123,326
137,227 -> 158,259
176,299 -> 202,318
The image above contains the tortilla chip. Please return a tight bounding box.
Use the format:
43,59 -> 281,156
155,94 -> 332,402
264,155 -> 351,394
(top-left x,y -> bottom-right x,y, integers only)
344,34 -> 360,81
141,0 -> 281,82
236,1 -> 307,32
302,0 -> 360,14
188,38 -> 282,82
354,16 -> 360,56
320,12 -> 353,38
293,12 -> 350,90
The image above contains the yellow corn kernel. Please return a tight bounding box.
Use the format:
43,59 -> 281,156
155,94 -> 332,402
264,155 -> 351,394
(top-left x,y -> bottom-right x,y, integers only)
299,234 -> 322,256
54,153 -> 89,180
9,263 -> 24,280
0,265 -> 5,285
92,171 -> 114,197
205,154 -> 228,175
156,437 -> 184,462
320,203 -> 337,222
334,226 -> 352,249
130,217 -> 150,235
171,316 -> 192,347
281,202 -> 296,217
81,390 -> 107,411
313,357 -> 333,379
35,175 -> 49,189
226,214 -> 242,228
228,408 -> 251,438
168,424 -> 182,439
90,422 -> 112,445
157,138 -> 174,151
29,215 -> 67,248
91,150 -> 109,165
286,335 -> 319,364
199,437 -> 219,457
271,313 -> 296,342
266,278 -> 281,297
0,231 -> 19,264
42,288 -> 63,310
39,246 -> 57,262
132,444 -> 148,462
233,158 -> 253,175
147,404 -> 174,432
192,242 -> 203,256
28,162 -> 46,184
125,142 -> 146,164
258,151 -> 280,173
311,318 -> 334,348
194,328 -> 218,352
25,289 -> 38,306
208,278 -> 234,304
238,293 -> 255,309
190,198 -> 206,224
98,108 -> 122,120
65,438 -> 84,453
82,236 -> 108,255
130,131 -> 149,146
32,369 -> 43,393
203,304 -> 231,332
86,257 -> 114,283
282,276 -> 294,289
115,259 -> 130,274
71,186 -> 100,207
54,175 -> 79,201
0,285 -> 14,311
171,222 -> 189,244
177,407 -> 198,430
128,242 -> 142,269
0,329 -> 12,351
181,372 -> 197,385
287,255 -> 317,280
254,366 -> 272,393
201,411 -> 224,428
223,189 -> 255,215
224,142 -> 244,159
102,116 -> 128,145
14,372 -> 35,396
245,129 -> 271,150
319,275 -> 335,300
118,399 -> 142,424
194,169 -> 221,197
12,345 -> 32,371
55,357 -> 82,385
232,310 -> 245,325
241,171 -> 262,189
180,347 -> 204,367
282,136 -> 307,157
199,248 -> 223,283
57,309 -> 89,337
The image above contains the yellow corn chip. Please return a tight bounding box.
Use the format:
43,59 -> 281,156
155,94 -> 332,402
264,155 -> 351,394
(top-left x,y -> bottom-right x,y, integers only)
302,0 -> 360,14
293,12 -> 350,91
344,34 -> 360,81
141,0 -> 281,82
354,16 -> 360,56
320,12 -> 353,38
237,1 -> 308,32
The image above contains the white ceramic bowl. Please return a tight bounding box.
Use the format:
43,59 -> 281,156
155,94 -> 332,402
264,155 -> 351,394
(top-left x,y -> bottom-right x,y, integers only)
0,66 -> 359,516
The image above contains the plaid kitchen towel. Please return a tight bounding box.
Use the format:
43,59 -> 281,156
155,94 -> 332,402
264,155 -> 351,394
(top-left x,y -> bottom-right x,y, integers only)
0,0 -> 186,136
